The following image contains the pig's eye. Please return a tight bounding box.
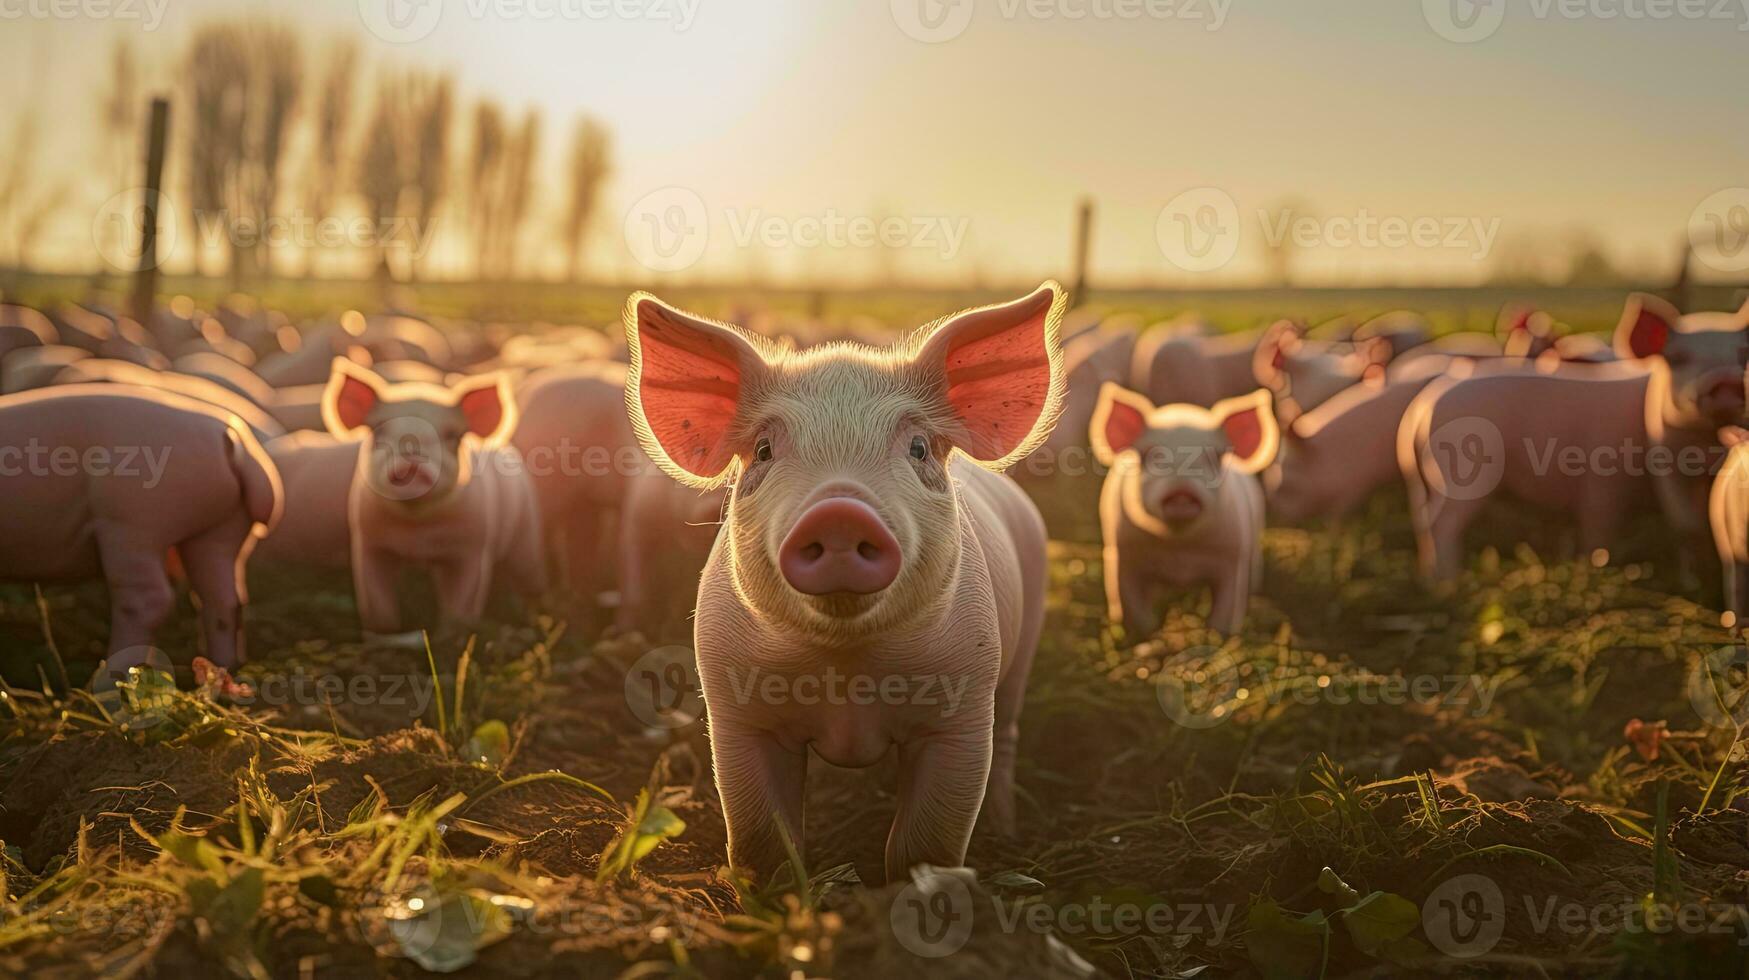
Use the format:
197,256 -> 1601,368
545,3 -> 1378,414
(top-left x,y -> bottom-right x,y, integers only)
754,437 -> 773,463
909,436 -> 929,461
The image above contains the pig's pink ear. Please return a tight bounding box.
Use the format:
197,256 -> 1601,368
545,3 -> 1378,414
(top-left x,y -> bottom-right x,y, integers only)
321,359 -> 385,438
1720,425 -> 1749,449
1089,383 -> 1155,466
1252,320 -> 1300,392
911,281 -> 1067,468
1615,293 -> 1681,360
1212,389 -> 1280,474
625,292 -> 769,488
453,373 -> 516,445
1497,303 -> 1535,339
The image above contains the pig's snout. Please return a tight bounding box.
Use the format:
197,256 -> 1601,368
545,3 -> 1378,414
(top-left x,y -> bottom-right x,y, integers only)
779,497 -> 901,596
1158,488 -> 1205,525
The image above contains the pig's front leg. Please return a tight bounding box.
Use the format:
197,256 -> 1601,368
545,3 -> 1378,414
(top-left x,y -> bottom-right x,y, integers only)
1114,556 -> 1162,641
886,727 -> 991,881
433,555 -> 492,624
353,544 -> 404,635
1207,561 -> 1248,637
711,722 -> 807,882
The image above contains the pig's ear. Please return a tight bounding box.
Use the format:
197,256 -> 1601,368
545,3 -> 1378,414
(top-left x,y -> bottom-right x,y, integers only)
1615,293 -> 1682,360
1252,319 -> 1299,392
625,292 -> 769,488
1720,425 -> 1749,449
1089,383 -> 1154,466
1357,335 -> 1392,385
911,281 -> 1067,468
453,373 -> 516,445
1496,303 -> 1536,340
322,358 -> 385,438
1212,389 -> 1280,474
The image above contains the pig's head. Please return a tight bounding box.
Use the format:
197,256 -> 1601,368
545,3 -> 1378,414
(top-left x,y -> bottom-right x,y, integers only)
322,359 -> 515,505
1615,293 -> 1749,431
625,283 -> 1066,638
1498,304 -> 1557,358
1090,384 -> 1278,537
1253,319 -> 1389,422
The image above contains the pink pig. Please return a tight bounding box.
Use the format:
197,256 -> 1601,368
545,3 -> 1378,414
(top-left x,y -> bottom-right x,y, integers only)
0,384 -> 281,667
1402,294 -> 1747,581
321,361 -> 546,636
613,467 -> 726,638
624,283 -> 1064,881
1710,424 -> 1749,620
1091,385 -> 1279,638
1131,319 -> 1261,408
1252,319 -> 1393,422
253,431 -> 360,571
509,360 -> 642,602
1265,355 -> 1461,524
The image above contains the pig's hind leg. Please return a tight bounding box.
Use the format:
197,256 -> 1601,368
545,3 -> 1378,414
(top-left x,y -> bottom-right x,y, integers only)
96,525 -> 178,664
178,512 -> 256,668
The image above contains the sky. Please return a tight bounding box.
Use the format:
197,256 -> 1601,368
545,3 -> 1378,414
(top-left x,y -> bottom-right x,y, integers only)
2,0 -> 1746,287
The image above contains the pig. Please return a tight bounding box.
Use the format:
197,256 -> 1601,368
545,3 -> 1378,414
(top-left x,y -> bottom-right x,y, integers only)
623,283 -> 1064,881
509,360 -> 642,602
253,431 -> 359,570
1402,293 -> 1748,582
0,384 -> 281,667
1,304 -> 57,362
266,384 -> 332,432
1266,355 -> 1467,524
173,352 -> 278,408
3,345 -> 91,394
321,361 -> 546,636
614,467 -> 727,639
48,358 -> 285,444
1132,321 -> 1267,408
256,313 -> 373,388
1091,385 -> 1278,638
1013,320 -> 1138,486
1710,424 -> 1749,620
1308,310 -> 1432,359
1252,319 -> 1393,422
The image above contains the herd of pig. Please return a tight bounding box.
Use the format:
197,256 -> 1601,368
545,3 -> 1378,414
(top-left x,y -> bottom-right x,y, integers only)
3,282 -> 1749,881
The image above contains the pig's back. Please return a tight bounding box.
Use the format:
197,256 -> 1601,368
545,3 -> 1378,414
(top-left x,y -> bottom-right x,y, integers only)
258,432 -> 360,567
0,386 -> 263,579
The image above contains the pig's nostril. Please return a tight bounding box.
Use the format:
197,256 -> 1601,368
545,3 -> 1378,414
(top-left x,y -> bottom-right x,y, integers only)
778,497 -> 903,596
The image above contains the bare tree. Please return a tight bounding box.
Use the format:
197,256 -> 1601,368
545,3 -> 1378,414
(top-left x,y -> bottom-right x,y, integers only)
359,73 -> 407,280
95,37 -> 139,262
407,73 -> 454,281
303,38 -> 358,277
469,100 -> 506,279
499,109 -> 541,279
180,19 -> 302,286
559,116 -> 611,282
0,108 -> 68,271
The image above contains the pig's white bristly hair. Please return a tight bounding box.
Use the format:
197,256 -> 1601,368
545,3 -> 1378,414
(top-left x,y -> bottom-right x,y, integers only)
623,282 -> 1070,490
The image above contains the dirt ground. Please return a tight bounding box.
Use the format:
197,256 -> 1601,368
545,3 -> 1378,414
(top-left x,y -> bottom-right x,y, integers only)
2,290 -> 1748,978
3,475 -> 1746,978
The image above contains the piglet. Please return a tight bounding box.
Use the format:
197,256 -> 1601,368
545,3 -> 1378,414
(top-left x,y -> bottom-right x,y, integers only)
624,283 -> 1064,882
1131,320 -> 1262,408
1403,294 -> 1747,581
321,361 -> 545,637
253,431 -> 360,571
1092,385 -> 1278,638
1711,424 -> 1749,621
0,384 -> 281,667
1252,319 -> 1392,421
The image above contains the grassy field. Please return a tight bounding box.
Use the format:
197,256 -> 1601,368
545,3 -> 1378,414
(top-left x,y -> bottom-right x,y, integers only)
2,281 -> 1747,977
